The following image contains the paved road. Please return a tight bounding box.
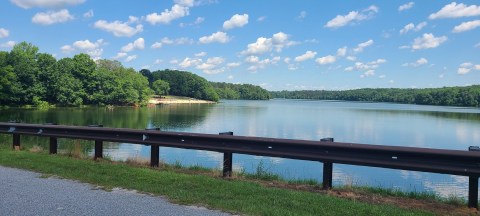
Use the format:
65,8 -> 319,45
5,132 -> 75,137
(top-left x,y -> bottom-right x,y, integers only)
0,166 -> 231,216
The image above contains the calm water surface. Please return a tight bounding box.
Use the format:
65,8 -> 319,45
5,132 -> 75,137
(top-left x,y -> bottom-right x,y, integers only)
1,99 -> 480,198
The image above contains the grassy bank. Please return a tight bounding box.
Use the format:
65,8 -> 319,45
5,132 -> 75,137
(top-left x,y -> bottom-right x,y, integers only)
0,145 -> 472,215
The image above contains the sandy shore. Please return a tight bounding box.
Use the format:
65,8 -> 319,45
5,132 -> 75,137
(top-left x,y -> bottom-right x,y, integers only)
148,97 -> 215,104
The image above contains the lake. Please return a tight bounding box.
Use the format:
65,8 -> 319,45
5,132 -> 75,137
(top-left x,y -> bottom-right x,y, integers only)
1,99 -> 480,198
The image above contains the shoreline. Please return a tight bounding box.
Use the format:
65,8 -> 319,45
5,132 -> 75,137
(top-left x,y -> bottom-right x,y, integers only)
148,97 -> 215,105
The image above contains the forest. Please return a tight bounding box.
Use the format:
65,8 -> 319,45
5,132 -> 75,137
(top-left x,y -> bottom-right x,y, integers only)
270,86 -> 480,107
0,42 -> 151,107
0,42 -> 271,107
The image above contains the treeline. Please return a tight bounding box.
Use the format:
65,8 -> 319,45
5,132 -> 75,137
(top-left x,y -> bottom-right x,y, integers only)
211,82 -> 271,100
139,69 -> 271,101
0,42 -> 151,106
270,86 -> 480,107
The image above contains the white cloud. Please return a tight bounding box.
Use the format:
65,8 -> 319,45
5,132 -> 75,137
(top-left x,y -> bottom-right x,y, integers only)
411,33 -> 447,50
402,57 -> 428,67
400,22 -> 427,34
199,31 -> 230,44
379,74 -> 386,79
94,20 -> 143,37
0,41 -> 16,48
257,16 -> 266,22
452,20 -> 480,33
227,62 -> 241,68
398,2 -> 414,11
0,28 -> 9,38
154,59 -> 163,65
180,16 -> 204,27
315,55 -> 336,65
336,46 -> 347,57
146,4 -> 189,25
124,55 -> 137,62
32,9 -> 74,25
457,62 -> 480,75
178,57 -> 202,68
284,57 -> 291,64
60,39 -> 105,59
345,58 -> 386,73
429,2 -> 480,19
11,0 -> 85,9
353,39 -> 374,53
151,42 -> 162,49
324,5 -> 378,28
174,0 -> 194,7
83,9 -> 93,18
196,57 -> 225,74
112,52 -> 127,60
298,11 -> 307,20
346,56 -> 357,61
121,38 -> 145,52
294,50 -> 317,62
223,14 -> 249,30
227,75 -> 234,80
244,55 -> 279,72
360,70 -> 375,78
194,52 -> 207,57
241,32 -> 297,55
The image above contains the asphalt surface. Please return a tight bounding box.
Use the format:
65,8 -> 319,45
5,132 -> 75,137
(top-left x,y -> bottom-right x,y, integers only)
0,166 -> 231,216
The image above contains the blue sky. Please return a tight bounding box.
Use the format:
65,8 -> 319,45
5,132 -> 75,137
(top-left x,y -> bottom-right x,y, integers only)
0,0 -> 479,91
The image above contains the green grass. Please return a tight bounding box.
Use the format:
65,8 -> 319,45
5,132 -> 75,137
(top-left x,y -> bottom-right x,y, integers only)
0,145 -> 435,216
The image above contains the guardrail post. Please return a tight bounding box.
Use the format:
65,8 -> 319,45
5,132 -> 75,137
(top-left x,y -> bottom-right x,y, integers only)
468,146 -> 479,209
13,134 -> 20,151
146,128 -> 161,167
220,132 -> 233,177
321,137 -> 334,190
89,125 -> 103,159
49,137 -> 57,154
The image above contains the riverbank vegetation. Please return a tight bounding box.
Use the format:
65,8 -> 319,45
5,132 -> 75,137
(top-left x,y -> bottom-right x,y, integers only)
0,42 -> 152,107
0,143 -> 475,215
211,82 -> 271,100
270,85 -> 480,107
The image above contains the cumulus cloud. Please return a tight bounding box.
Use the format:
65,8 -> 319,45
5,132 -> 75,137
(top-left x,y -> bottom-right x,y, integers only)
124,55 -> 137,62
452,20 -> 480,33
411,33 -> 447,50
402,57 -> 428,67
112,52 -> 127,60
353,39 -> 374,53
194,51 -> 207,57
429,2 -> 480,19
344,59 -> 386,74
244,55 -> 280,72
32,9 -> 74,25
324,5 -> 378,28
0,28 -> 9,38
297,11 -> 307,20
398,2 -> 414,11
241,32 -> 297,55
199,31 -> 230,44
227,62 -> 241,68
121,38 -> 145,52
257,16 -> 266,22
0,41 -> 16,48
223,14 -> 249,30
400,22 -> 427,34
94,19 -> 143,37
151,37 -> 193,48
146,4 -> 189,25
457,62 -> 480,75
178,57 -> 202,68
336,46 -> 347,57
11,0 -> 85,9
60,39 -> 105,59
180,16 -> 204,27
294,51 -> 316,62
315,55 -> 336,65
83,9 -> 93,18
196,57 -> 225,74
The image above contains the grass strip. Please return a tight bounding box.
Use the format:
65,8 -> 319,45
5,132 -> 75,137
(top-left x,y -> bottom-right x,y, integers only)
0,147 -> 433,216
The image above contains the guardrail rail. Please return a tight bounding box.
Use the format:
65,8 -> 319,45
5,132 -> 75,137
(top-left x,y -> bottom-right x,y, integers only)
1,122 -> 479,209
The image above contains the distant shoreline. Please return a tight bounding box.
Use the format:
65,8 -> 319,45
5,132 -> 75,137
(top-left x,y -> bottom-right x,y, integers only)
148,96 -> 215,105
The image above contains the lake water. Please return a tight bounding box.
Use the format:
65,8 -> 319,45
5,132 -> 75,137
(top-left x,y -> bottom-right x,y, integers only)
1,100 -> 480,198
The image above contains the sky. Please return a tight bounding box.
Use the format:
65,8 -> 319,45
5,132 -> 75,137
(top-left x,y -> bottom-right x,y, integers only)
0,0 -> 479,91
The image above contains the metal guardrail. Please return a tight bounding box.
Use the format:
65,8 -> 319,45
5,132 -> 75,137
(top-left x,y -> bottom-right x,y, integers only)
0,122 -> 479,209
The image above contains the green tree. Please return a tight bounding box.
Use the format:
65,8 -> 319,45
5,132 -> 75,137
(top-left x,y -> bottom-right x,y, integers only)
152,80 -> 170,95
